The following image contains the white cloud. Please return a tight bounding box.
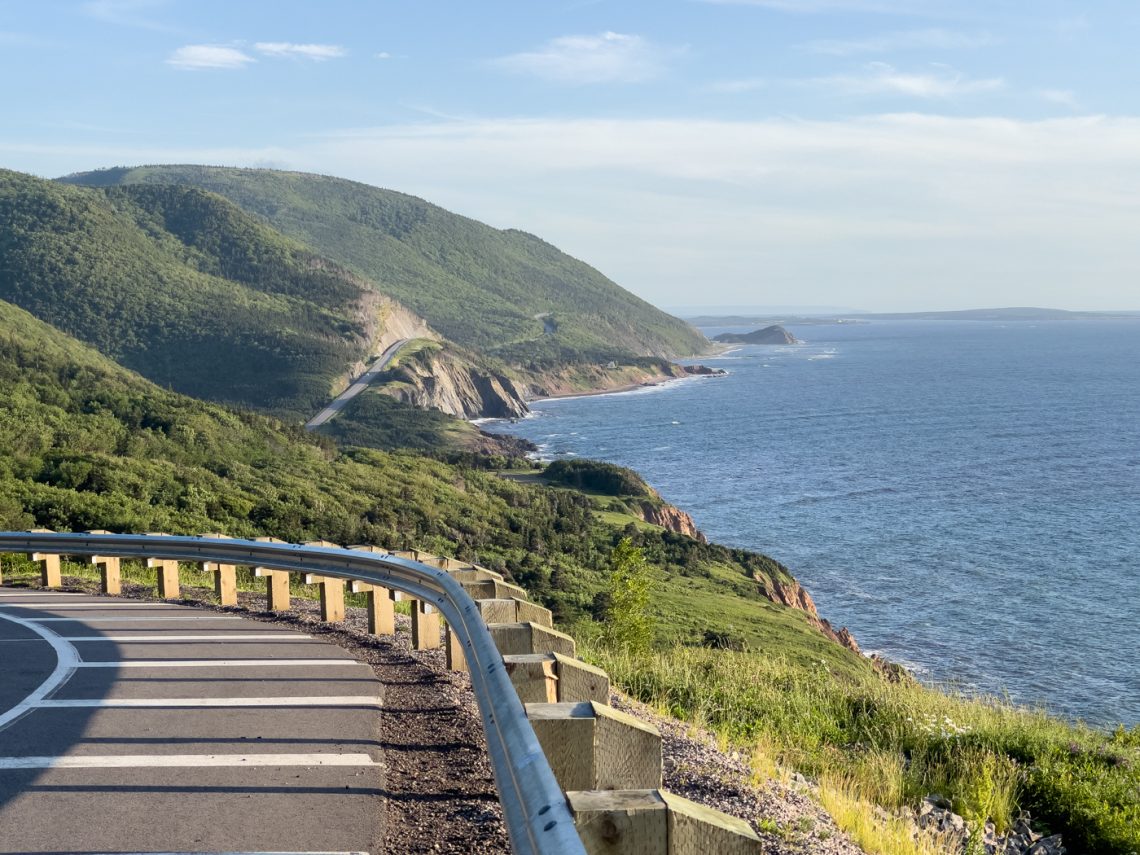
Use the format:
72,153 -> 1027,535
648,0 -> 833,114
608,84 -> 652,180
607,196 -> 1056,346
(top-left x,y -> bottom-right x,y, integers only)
83,0 -> 173,31
492,32 -> 675,84
15,112 -> 1140,310
699,0 -> 940,13
166,45 -> 255,71
707,77 -> 767,93
376,52 -> 392,60
811,62 -> 1003,97
1038,89 -> 1080,110
802,28 -> 999,55
254,42 -> 347,61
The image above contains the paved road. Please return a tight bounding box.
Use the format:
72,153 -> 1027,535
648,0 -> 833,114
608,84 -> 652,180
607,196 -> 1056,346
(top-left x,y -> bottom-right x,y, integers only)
0,588 -> 385,854
306,340 -> 410,430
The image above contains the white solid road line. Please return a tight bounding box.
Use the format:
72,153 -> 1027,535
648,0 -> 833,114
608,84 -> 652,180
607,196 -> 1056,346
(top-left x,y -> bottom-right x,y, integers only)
0,602 -> 182,609
35,696 -> 382,708
32,615 -> 244,622
0,611 -> 79,732
0,753 -> 380,769
106,852 -> 368,855
63,634 -> 312,641
75,659 -> 364,668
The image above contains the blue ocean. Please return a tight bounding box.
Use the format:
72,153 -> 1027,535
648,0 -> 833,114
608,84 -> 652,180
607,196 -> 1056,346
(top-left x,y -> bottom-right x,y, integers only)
487,319 -> 1140,727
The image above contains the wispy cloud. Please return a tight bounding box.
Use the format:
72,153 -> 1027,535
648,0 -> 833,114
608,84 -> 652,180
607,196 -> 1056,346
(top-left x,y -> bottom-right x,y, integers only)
254,42 -> 347,61
1038,89 -> 1080,110
11,113 -> 1140,310
707,77 -> 767,93
83,0 -> 174,32
492,32 -> 677,84
166,45 -> 255,71
699,0 -> 940,14
810,62 -> 1003,97
376,52 -> 392,60
802,28 -> 998,55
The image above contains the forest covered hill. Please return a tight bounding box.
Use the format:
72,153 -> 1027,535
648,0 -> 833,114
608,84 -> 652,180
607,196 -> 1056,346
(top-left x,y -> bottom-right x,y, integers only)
60,165 -> 708,368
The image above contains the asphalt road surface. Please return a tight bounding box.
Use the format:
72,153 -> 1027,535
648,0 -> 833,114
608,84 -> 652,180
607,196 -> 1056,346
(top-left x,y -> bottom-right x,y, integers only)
305,340 -> 410,430
0,588 -> 385,854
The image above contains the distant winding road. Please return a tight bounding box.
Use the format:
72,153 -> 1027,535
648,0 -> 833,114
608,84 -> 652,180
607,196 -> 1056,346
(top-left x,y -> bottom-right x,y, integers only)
305,338 -> 409,429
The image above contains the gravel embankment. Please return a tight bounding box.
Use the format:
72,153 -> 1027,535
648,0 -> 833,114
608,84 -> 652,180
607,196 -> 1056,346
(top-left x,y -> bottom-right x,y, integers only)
23,578 -> 867,854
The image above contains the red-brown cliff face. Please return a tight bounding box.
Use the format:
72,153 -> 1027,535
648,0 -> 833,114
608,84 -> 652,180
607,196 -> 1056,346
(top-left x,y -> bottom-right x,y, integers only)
763,577 -> 861,654
635,502 -> 707,543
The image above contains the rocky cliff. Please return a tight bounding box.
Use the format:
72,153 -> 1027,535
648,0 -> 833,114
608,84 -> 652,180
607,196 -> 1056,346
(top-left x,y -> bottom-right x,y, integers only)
635,501 -> 707,543
763,576 -> 861,653
377,346 -> 528,420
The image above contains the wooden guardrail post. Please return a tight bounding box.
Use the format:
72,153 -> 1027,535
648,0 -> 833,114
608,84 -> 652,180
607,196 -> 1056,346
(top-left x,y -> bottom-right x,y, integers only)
147,558 -> 180,598
254,567 -> 291,611
202,561 -> 237,606
84,530 -> 120,595
304,574 -> 346,622
143,532 -> 179,598
488,621 -> 577,657
91,555 -> 121,595
504,653 -> 610,704
527,701 -> 662,792
27,528 -> 61,588
410,600 -> 440,650
566,790 -> 762,854
349,580 -> 395,635
445,620 -> 468,672
198,534 -> 237,606
253,537 -> 290,610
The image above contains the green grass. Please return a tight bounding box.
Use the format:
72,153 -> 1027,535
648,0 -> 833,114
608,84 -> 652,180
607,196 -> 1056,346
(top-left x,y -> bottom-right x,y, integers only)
588,643 -> 1140,855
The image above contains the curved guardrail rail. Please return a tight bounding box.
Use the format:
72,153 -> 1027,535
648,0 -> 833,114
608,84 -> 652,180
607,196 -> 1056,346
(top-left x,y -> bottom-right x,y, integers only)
0,531 -> 588,855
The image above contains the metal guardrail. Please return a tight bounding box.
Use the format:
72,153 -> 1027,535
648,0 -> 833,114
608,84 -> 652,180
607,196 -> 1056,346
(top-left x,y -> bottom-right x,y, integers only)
0,531 -> 588,855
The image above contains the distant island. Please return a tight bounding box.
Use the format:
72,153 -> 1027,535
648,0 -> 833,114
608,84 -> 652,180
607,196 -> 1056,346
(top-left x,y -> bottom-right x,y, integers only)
713,324 -> 800,345
688,306 -> 1140,327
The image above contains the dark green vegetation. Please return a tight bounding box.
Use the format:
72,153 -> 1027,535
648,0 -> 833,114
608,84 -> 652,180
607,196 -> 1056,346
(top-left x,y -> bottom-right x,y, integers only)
61,165 -> 707,365
313,393 -> 481,453
713,324 -> 798,345
0,171 -> 376,420
0,297 -> 851,665
544,459 -> 656,499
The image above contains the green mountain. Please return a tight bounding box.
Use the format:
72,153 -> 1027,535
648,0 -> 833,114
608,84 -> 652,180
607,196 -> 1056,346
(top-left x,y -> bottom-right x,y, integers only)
0,294 -> 861,669
0,170 -> 379,420
60,165 -> 707,365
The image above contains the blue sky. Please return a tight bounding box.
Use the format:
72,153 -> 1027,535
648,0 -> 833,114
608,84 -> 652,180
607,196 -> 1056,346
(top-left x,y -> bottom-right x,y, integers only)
3,0 -> 1139,312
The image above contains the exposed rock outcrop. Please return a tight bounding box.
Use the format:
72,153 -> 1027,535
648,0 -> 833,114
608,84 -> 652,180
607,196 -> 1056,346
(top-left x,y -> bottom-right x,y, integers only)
336,292 -> 439,397
635,501 -> 707,543
681,364 -> 727,376
762,577 -> 861,654
714,325 -> 800,345
378,346 -> 528,419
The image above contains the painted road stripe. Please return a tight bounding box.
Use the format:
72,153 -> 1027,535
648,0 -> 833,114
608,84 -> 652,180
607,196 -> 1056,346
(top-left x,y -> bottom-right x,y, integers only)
0,602 -> 182,609
0,611 -> 79,732
62,634 -> 312,641
106,851 -> 368,854
75,659 -> 363,668
35,696 -> 381,708
0,753 -> 379,769
32,615 -> 244,622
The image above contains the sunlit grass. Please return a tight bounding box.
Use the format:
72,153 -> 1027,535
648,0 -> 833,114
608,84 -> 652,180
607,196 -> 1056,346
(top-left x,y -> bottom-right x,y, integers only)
586,642 -> 1140,854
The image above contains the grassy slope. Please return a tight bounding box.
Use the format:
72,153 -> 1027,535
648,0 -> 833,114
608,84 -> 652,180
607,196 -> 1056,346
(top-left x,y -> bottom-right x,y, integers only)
0,170 -> 376,420
60,165 -> 708,364
0,296 -> 857,671
593,645 -> 1139,855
